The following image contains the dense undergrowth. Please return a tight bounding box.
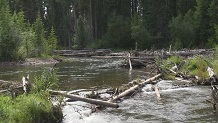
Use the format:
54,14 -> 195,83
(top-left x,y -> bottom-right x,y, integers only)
0,69 -> 62,123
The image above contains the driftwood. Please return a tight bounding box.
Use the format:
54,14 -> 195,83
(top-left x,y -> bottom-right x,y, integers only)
154,85 -> 161,100
109,73 -> 162,102
49,90 -> 119,108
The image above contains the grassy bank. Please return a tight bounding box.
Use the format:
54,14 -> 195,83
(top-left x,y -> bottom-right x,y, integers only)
158,52 -> 217,83
0,69 -> 62,123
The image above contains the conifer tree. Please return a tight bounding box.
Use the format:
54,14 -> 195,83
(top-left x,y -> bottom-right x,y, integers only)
0,0 -> 20,60
33,12 -> 46,56
47,27 -> 57,55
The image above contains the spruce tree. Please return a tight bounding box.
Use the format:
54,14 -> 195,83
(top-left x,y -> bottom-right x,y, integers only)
47,27 -> 57,55
33,12 -> 46,56
0,0 -> 20,61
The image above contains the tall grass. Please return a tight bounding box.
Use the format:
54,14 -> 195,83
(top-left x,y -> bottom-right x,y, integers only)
0,68 -> 62,123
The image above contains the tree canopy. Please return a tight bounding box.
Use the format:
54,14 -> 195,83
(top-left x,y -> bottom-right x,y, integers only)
0,0 -> 218,60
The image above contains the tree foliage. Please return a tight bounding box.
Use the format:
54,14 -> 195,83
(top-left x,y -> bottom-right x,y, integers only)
169,10 -> 195,49
0,0 -> 21,61
1,0 -> 218,61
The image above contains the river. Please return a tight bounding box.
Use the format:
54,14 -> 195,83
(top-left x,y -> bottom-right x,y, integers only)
0,58 -> 217,123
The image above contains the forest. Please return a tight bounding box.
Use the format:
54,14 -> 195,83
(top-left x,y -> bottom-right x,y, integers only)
0,0 -> 218,61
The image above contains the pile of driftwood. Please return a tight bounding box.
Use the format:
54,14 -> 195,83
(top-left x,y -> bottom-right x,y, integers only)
54,49 -> 112,57
49,73 -> 162,109
0,72 -> 163,110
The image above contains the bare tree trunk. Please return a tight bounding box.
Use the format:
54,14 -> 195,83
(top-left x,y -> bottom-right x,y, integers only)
128,53 -> 132,70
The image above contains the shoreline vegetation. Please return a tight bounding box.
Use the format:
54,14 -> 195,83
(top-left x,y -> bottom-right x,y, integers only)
0,69 -> 63,123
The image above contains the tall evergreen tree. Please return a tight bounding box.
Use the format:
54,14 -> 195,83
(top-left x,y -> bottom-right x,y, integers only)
0,0 -> 21,60
194,0 -> 210,47
34,12 -> 46,56
207,0 -> 218,46
141,0 -> 176,48
131,14 -> 151,49
169,10 -> 196,49
47,26 -> 57,55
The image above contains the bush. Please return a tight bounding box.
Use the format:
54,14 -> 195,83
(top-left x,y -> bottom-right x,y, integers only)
31,69 -> 58,93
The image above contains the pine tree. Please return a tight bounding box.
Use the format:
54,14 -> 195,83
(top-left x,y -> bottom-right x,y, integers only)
131,14 -> 151,49
194,0 -> 210,47
207,0 -> 218,47
33,12 -> 46,56
0,0 -> 20,60
169,10 -> 195,49
48,27 -> 57,55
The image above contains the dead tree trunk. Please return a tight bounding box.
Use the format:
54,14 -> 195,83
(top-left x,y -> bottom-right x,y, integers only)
108,73 -> 162,102
207,67 -> 218,111
49,90 -> 119,108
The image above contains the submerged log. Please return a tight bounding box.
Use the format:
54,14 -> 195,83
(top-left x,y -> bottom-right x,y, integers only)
49,90 -> 119,108
109,73 -> 162,102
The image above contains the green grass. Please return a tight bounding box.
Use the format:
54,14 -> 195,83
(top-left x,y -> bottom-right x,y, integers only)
181,56 -> 209,79
0,93 -> 61,123
157,55 -> 210,80
0,69 -> 62,123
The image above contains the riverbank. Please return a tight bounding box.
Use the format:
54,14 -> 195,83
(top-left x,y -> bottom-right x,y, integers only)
0,58 -> 60,66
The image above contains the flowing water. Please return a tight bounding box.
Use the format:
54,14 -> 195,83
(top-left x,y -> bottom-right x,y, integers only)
0,58 -> 217,123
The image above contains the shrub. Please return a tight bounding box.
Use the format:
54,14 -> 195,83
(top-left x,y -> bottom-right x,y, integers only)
31,69 -> 58,93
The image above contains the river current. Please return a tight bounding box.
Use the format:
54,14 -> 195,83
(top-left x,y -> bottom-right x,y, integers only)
0,58 -> 217,123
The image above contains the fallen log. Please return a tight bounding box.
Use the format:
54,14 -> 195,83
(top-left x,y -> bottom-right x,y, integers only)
175,77 -> 192,83
49,90 -> 119,108
109,73 -> 162,102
